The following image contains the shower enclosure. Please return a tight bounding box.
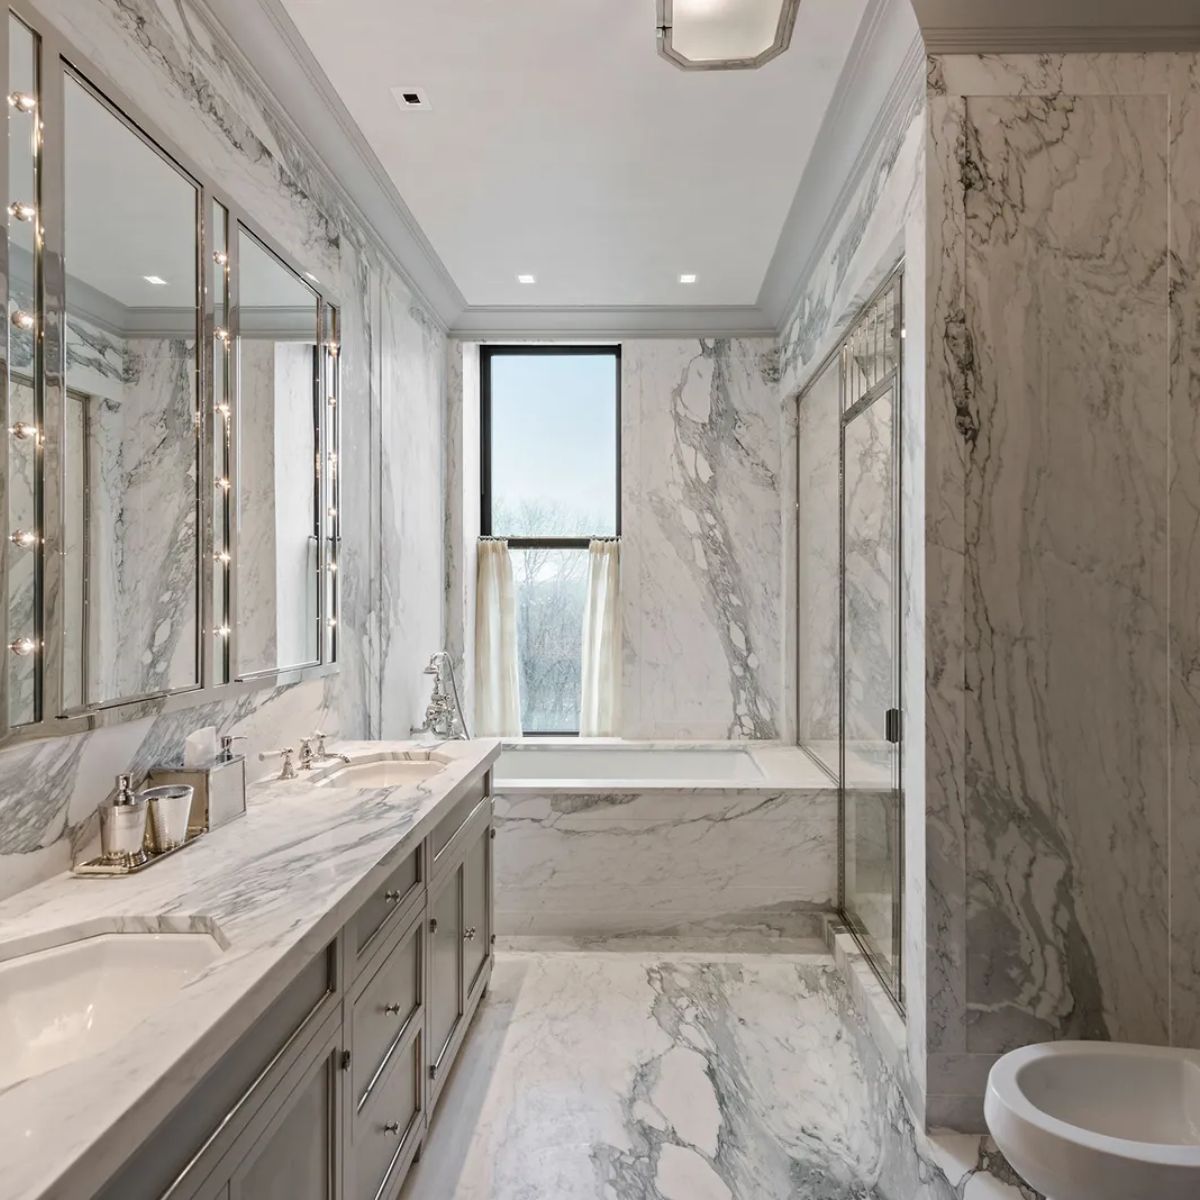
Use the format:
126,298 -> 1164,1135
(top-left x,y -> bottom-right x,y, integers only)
796,269 -> 903,1004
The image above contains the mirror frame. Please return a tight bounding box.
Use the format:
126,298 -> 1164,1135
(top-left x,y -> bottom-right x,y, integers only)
0,1 -> 341,747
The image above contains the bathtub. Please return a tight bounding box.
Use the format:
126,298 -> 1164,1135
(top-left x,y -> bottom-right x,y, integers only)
491,741 -> 837,941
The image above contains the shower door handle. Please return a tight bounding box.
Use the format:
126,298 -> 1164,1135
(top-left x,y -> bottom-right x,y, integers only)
885,708 -> 902,744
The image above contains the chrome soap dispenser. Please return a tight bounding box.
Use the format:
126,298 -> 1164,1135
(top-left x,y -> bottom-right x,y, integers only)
147,732 -> 248,835
98,773 -> 149,867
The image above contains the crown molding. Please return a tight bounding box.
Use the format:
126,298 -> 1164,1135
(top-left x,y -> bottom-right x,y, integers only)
196,0 -> 465,330
756,0 -> 923,334
921,24 -> 1200,52
450,305 -> 775,340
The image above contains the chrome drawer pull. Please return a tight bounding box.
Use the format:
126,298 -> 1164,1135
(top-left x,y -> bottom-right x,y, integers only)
384,1002 -> 401,1015
383,1121 -> 400,1135
384,889 -> 401,902
464,927 -> 476,942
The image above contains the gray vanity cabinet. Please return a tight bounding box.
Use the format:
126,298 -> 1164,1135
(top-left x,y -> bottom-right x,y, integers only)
90,770 -> 493,1200
226,1023 -> 343,1200
427,793 -> 494,1112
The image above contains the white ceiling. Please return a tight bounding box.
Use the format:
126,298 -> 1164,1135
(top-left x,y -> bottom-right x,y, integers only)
279,0 -> 868,310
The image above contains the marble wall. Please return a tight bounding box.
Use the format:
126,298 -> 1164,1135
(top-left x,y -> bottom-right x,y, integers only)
620,339 -> 783,739
493,785 -> 837,938
0,0 -> 447,899
444,337 -> 784,741
921,51 -> 1200,1128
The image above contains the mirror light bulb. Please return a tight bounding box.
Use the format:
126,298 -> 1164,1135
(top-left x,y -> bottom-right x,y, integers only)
8,92 -> 36,113
9,529 -> 37,549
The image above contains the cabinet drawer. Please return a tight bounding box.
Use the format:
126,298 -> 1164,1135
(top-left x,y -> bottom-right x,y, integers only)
351,919 -> 421,1112
352,1031 -> 423,1200
431,775 -> 487,867
354,848 -> 420,958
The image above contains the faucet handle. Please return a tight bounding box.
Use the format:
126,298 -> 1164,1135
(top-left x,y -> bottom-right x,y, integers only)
310,729 -> 328,755
258,747 -> 297,780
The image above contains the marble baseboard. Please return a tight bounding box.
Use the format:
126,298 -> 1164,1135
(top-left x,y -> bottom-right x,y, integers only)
493,787 -> 837,937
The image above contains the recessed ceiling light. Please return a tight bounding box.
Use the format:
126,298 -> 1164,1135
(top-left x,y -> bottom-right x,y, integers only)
679,273 -> 697,285
390,86 -> 431,112
142,274 -> 168,286
517,274 -> 536,285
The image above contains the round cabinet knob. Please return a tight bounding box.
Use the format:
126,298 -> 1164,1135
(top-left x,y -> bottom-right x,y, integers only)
383,1121 -> 400,1136
384,889 -> 401,902
384,1002 -> 401,1015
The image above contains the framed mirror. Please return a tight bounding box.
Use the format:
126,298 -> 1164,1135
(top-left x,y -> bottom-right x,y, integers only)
0,9 -> 341,747
56,72 -> 201,712
233,227 -> 321,678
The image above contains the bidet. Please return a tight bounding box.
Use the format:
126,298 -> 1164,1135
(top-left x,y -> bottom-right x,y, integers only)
984,1041 -> 1200,1200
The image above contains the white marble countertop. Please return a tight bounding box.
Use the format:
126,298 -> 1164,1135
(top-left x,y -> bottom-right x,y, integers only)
0,737 -> 500,1200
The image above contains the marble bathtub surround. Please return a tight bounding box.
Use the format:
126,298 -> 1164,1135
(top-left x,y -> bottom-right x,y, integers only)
493,743 -> 836,939
0,737 -> 500,1200
0,0 -> 449,896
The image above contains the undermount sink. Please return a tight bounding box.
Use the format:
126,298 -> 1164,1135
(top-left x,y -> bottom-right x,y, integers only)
985,1041 -> 1200,1200
0,930 -> 223,1090
314,757 -> 446,788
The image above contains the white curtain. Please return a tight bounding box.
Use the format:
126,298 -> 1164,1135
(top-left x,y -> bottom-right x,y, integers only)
475,539 -> 522,736
579,539 -> 621,737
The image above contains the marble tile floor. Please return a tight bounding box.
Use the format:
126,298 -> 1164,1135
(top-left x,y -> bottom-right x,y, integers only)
400,948 -> 1039,1200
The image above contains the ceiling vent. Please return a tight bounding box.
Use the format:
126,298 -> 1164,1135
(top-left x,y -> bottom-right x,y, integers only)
390,86 -> 431,111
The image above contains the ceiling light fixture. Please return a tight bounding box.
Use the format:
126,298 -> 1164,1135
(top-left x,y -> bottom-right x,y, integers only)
656,0 -> 801,70
679,273 -> 697,284
142,274 -> 168,286
517,274 -> 536,285
390,86 -> 431,112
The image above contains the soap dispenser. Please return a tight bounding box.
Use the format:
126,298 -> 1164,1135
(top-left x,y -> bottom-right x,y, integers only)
146,731 -> 248,834
99,773 -> 149,866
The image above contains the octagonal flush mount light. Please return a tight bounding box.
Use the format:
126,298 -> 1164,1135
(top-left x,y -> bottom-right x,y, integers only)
656,0 -> 801,70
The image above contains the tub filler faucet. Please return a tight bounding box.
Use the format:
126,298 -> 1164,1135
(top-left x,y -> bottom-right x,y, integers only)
414,651 -> 470,740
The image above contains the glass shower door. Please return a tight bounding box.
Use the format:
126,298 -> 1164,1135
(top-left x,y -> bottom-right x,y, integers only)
840,273 -> 902,1001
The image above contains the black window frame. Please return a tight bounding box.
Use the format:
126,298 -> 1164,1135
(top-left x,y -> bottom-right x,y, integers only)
480,344 -> 622,736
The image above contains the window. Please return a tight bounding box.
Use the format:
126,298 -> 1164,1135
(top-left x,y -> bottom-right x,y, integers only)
481,346 -> 621,734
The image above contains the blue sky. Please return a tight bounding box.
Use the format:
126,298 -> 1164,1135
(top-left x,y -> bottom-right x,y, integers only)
489,352 -> 618,536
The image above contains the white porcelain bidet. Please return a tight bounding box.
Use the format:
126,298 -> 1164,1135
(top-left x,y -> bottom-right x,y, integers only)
984,1041 -> 1200,1199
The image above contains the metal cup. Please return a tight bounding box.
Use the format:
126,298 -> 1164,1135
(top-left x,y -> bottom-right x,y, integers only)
99,797 -> 148,865
141,785 -> 194,853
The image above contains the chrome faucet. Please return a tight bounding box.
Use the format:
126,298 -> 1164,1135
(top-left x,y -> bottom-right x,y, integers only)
413,651 -> 469,740
310,730 -> 351,765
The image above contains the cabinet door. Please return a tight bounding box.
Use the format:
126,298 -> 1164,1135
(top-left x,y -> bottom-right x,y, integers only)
462,822 -> 492,997
228,1030 -> 341,1200
427,864 -> 464,1082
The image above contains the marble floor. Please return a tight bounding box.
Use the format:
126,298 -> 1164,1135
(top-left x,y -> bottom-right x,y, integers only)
400,948 -> 1038,1200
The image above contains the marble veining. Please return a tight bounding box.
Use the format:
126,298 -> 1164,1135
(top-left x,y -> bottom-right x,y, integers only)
400,949 -> 1038,1200
0,737 -> 499,1200
621,339 -> 781,740
494,785 -> 836,938
0,0 -> 447,898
